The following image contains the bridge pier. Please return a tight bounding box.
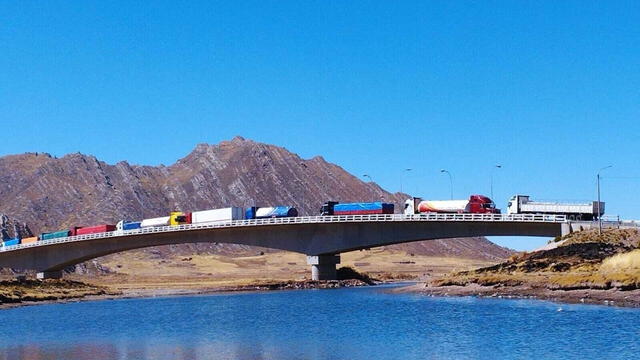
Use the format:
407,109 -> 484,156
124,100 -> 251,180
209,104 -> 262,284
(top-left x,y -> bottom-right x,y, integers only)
307,254 -> 340,281
561,223 -> 572,237
36,271 -> 63,280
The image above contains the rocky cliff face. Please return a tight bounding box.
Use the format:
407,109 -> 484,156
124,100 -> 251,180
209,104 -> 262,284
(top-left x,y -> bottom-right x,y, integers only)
0,214 -> 33,241
0,137 -> 511,261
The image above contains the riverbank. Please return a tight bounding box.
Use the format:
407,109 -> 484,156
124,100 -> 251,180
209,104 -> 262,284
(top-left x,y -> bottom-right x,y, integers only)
0,268 -> 377,309
0,279 -> 117,308
396,282 -> 640,307
399,229 -> 640,308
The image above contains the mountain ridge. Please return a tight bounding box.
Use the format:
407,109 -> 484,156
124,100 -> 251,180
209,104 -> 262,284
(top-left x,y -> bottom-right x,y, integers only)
0,137 -> 512,262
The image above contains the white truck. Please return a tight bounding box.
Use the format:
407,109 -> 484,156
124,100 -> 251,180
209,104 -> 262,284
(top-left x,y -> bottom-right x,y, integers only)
507,195 -> 604,220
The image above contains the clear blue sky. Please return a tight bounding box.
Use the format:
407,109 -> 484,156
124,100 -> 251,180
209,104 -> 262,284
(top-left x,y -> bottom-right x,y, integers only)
2,1 -> 639,250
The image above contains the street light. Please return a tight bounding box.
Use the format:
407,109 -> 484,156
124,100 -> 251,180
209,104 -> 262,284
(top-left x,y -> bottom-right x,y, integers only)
490,164 -> 502,200
597,165 -> 612,234
363,174 -> 385,201
400,168 -> 412,194
440,169 -> 453,200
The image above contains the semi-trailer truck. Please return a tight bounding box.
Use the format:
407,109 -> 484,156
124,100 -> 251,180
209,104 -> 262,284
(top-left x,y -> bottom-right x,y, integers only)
404,195 -> 500,215
506,195 -> 604,220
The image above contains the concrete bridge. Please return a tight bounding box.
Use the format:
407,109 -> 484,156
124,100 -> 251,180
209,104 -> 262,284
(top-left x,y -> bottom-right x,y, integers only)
0,213 -> 593,280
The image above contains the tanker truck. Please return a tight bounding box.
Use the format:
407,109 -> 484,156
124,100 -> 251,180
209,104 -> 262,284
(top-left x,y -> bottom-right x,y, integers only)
404,195 -> 500,215
506,195 -> 604,220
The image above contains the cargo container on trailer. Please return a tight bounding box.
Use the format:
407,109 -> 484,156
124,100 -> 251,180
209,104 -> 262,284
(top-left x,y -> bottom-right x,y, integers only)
140,216 -> 170,228
76,224 -> 116,235
116,221 -> 142,231
21,237 -> 38,244
2,238 -> 20,247
246,206 -> 298,219
321,202 -> 394,215
40,230 -> 71,240
191,207 -> 245,224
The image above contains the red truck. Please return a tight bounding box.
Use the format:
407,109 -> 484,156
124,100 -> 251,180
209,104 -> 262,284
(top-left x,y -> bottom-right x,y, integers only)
404,195 -> 500,214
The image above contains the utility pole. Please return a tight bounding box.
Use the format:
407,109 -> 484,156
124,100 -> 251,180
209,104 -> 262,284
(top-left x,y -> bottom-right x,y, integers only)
597,166 -> 612,234
440,169 -> 453,200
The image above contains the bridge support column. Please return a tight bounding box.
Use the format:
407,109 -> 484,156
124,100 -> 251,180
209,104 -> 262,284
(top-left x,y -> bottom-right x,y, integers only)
36,271 -> 63,280
307,254 -> 340,281
561,223 -> 572,237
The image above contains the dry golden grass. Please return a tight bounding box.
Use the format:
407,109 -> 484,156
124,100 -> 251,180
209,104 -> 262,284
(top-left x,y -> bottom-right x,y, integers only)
84,247 -> 497,291
600,249 -> 640,274
0,280 -> 113,303
597,250 -> 640,288
434,234 -> 640,291
563,228 -> 640,246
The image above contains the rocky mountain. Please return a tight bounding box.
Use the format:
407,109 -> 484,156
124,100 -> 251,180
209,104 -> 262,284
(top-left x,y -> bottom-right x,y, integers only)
0,214 -> 33,241
0,137 -> 512,261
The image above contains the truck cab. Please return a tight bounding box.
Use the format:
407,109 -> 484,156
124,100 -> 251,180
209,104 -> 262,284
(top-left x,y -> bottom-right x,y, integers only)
403,198 -> 420,215
507,195 -> 526,215
468,195 -> 500,214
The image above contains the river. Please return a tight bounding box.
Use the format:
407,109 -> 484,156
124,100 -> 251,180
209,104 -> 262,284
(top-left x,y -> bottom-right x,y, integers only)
1,284 -> 639,359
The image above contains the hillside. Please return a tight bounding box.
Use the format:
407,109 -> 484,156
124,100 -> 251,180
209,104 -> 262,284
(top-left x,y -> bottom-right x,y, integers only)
0,137 -> 512,272
418,229 -> 640,306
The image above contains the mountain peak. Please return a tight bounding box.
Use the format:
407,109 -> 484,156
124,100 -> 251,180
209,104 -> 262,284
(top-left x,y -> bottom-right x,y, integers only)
0,140 -> 512,263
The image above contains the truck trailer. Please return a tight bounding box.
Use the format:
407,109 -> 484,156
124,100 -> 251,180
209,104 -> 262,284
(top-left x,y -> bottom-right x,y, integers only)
321,201 -> 394,215
404,195 -> 500,215
245,206 -> 298,219
191,207 -> 245,224
506,195 -> 604,220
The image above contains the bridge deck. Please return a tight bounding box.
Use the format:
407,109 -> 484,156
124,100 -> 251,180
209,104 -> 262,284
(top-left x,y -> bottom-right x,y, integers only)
1,213 -> 568,253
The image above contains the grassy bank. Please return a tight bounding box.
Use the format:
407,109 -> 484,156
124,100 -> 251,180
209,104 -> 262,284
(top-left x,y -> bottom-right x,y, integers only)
0,279 -> 116,305
420,229 -> 640,306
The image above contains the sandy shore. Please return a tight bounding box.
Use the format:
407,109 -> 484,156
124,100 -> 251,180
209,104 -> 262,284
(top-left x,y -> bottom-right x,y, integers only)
393,282 -> 640,308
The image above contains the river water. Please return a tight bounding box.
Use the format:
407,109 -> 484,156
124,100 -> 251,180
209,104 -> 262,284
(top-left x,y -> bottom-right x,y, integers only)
1,284 -> 638,360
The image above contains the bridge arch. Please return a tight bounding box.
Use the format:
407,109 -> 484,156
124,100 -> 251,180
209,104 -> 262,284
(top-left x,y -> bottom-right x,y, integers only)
0,215 -> 566,280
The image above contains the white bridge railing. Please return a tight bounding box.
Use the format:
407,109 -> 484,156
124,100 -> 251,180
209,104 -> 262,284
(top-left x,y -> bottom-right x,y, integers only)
599,215 -> 640,228
1,213 -> 567,252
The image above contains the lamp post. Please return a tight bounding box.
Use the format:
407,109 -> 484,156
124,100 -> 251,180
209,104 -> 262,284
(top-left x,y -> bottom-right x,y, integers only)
363,174 -> 385,201
440,169 -> 453,200
490,164 -> 502,200
597,165 -> 612,234
400,168 -> 412,194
